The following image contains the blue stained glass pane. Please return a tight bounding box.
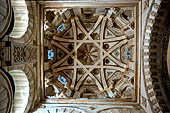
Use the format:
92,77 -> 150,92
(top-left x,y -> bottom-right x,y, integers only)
124,48 -> 131,59
57,23 -> 65,32
58,75 -> 67,86
126,50 -> 131,59
48,49 -> 54,60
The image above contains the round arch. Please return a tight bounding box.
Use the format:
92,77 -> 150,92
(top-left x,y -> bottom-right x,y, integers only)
9,0 -> 36,44
142,0 -> 170,113
0,68 -> 14,113
0,0 -> 13,40
8,64 -> 36,113
9,70 -> 30,113
9,0 -> 29,38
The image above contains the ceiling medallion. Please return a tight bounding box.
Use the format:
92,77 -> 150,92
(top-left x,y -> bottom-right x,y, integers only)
43,7 -> 137,101
78,43 -> 100,65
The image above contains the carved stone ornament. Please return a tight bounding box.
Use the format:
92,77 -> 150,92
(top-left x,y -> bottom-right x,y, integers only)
143,0 -> 149,10
43,6 -> 139,105
142,96 -> 147,108
11,42 -> 37,65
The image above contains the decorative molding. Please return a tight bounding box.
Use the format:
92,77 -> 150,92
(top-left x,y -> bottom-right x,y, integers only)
141,96 -> 147,108
98,108 -> 146,113
11,42 -> 37,65
142,0 -> 170,113
143,0 -> 150,10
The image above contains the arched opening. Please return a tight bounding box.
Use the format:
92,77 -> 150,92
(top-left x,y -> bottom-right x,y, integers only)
9,70 -> 29,113
0,68 -> 14,113
0,0 -> 13,40
9,0 -> 29,38
143,0 -> 170,112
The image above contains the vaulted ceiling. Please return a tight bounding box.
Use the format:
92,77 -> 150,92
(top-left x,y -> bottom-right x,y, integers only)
43,7 -> 137,101
0,0 -> 170,113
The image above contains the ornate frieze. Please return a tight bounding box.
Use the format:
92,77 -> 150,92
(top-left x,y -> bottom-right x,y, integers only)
142,0 -> 170,112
